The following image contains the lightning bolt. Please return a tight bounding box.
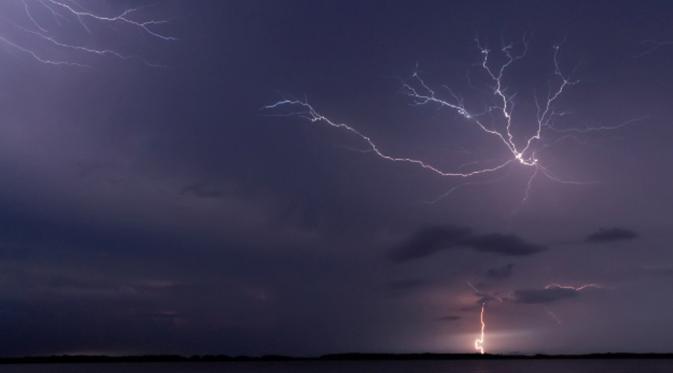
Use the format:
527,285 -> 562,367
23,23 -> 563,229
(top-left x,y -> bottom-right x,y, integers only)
0,0 -> 175,68
636,39 -> 673,57
265,38 -> 643,207
544,306 -> 562,326
264,99 -> 514,178
474,302 -> 486,355
544,283 -> 603,291
541,284 -> 604,327
466,281 -> 499,354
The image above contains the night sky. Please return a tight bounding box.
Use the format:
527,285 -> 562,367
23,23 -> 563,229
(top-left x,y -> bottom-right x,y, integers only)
1,0 -> 673,357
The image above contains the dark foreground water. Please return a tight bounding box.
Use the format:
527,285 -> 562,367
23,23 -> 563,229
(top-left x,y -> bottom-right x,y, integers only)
1,360 -> 673,373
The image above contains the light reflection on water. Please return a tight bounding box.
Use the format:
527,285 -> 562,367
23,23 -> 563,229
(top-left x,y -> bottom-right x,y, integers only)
0,360 -> 672,373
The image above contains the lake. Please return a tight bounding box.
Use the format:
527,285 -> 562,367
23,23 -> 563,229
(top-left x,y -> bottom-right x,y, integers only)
1,360 -> 672,372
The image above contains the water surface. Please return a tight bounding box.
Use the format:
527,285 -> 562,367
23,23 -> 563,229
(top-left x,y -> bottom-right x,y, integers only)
1,360 -> 672,373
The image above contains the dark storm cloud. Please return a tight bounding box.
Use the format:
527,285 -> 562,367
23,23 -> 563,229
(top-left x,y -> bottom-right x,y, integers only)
0,0 -> 671,357
510,285 -> 602,305
485,263 -> 514,280
180,182 -> 225,199
638,265 -> 673,277
463,234 -> 546,256
468,284 -> 504,305
390,226 -> 545,262
389,225 -> 472,262
511,287 -> 581,304
385,278 -> 427,297
74,160 -> 113,178
437,315 -> 461,322
586,228 -> 639,244
386,278 -> 427,292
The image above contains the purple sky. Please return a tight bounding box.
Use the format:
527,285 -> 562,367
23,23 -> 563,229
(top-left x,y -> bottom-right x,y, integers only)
0,0 -> 672,356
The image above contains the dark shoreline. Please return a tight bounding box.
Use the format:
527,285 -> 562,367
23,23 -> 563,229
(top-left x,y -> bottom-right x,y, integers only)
2,353 -> 673,364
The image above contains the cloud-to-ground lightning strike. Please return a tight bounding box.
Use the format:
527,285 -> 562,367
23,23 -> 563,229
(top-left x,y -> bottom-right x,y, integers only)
465,281 -> 603,351
0,0 -> 175,68
265,38 -> 643,206
474,302 -> 486,355
466,282 -> 501,354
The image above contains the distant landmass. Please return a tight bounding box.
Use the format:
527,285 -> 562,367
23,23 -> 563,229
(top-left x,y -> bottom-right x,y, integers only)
1,353 -> 672,364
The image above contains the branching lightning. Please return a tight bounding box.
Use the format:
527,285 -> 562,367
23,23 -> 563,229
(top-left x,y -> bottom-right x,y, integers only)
265,38 -> 643,207
264,99 -> 514,178
540,284 -> 603,327
0,0 -> 175,68
267,37 -> 635,351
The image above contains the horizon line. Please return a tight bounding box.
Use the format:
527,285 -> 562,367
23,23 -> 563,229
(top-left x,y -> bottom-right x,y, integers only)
2,352 -> 673,364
